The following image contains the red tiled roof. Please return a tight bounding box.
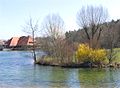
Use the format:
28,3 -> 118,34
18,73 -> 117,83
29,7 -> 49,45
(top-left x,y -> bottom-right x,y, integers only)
27,36 -> 33,45
7,37 -> 20,47
6,36 -> 33,47
17,36 -> 33,46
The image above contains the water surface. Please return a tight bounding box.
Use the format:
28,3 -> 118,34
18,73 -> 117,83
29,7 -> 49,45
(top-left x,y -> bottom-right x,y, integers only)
0,51 -> 120,88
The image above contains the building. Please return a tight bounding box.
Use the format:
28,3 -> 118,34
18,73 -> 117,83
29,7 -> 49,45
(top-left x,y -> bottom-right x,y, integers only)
0,40 -> 5,50
6,36 -> 33,49
17,36 -> 33,46
6,37 -> 19,47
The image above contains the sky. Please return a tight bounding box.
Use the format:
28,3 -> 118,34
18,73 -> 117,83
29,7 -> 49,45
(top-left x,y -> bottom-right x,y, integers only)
0,0 -> 120,39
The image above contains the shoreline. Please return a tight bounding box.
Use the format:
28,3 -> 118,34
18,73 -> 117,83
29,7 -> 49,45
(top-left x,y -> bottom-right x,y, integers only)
36,60 -> 120,68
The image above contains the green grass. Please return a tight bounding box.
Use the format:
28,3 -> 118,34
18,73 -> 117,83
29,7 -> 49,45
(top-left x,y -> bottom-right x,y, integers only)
111,48 -> 120,63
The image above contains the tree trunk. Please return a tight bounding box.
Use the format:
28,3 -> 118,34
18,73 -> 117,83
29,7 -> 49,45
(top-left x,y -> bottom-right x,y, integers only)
32,31 -> 36,63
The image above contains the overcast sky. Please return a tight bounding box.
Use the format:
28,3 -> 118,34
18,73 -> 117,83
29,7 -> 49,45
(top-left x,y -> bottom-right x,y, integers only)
0,0 -> 120,39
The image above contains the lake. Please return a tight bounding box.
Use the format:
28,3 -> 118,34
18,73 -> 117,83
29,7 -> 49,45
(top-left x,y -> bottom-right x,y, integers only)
0,51 -> 120,88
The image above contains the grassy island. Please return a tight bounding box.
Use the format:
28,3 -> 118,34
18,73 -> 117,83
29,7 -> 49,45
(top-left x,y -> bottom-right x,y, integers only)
36,44 -> 120,68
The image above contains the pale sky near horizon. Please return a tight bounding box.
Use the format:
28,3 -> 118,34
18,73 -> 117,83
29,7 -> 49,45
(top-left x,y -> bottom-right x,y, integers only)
0,0 -> 120,39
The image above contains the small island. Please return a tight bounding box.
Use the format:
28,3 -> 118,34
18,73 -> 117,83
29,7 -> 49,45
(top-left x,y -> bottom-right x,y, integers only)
31,6 -> 120,68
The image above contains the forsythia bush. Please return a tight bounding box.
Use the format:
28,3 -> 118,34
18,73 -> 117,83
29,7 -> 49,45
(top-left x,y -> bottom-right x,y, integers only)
76,44 -> 107,63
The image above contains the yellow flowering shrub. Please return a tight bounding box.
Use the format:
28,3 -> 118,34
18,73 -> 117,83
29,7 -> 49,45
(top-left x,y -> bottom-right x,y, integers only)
75,44 -> 92,62
76,44 -> 107,63
90,49 -> 107,63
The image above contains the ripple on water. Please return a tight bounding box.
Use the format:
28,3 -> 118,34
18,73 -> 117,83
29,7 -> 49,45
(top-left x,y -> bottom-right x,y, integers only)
0,51 -> 120,88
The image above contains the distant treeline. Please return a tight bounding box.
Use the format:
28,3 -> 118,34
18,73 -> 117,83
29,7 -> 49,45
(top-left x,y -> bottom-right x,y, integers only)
65,19 -> 120,49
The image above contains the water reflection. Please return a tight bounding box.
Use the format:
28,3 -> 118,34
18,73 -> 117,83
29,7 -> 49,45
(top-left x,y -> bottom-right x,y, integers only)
33,66 -> 79,88
48,67 -> 68,88
77,68 -> 120,88
0,51 -> 120,88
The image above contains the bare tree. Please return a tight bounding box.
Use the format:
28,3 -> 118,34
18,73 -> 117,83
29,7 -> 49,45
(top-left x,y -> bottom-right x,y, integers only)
76,6 -> 108,48
42,14 -> 64,39
23,17 -> 38,63
41,14 -> 67,61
